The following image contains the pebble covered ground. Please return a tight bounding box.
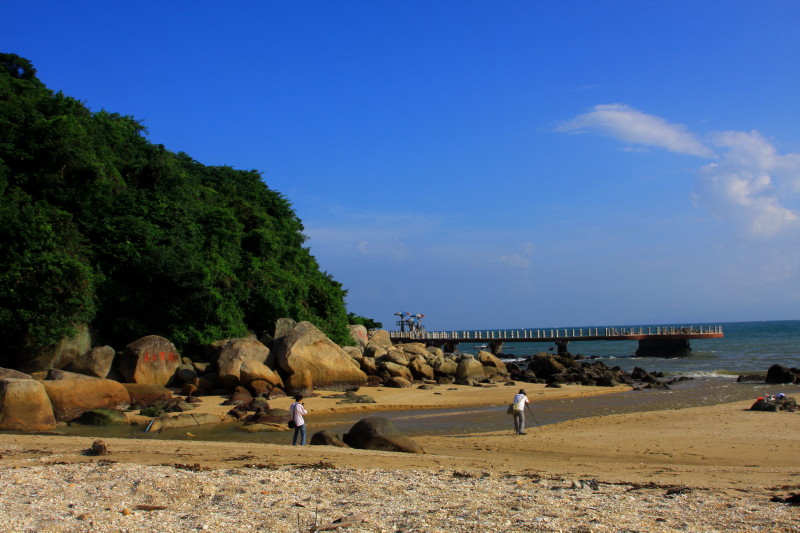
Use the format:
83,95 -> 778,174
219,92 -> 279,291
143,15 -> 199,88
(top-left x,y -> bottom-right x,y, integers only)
1,460 -> 797,533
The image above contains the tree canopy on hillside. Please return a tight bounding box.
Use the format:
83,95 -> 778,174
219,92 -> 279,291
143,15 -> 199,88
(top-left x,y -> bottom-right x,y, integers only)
0,53 -> 360,366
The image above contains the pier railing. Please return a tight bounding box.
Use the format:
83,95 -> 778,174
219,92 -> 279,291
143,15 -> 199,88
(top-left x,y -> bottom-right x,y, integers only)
388,325 -> 723,342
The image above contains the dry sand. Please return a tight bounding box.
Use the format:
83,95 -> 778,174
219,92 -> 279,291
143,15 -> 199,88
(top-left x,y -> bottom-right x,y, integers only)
1,383 -> 799,532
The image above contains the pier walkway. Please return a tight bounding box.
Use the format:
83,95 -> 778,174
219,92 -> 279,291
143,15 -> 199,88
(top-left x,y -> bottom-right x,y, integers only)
388,325 -> 724,357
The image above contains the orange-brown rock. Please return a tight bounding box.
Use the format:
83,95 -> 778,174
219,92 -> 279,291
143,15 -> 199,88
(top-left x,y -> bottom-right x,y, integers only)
0,378 -> 56,431
275,321 -> 367,394
123,383 -> 173,406
42,377 -> 130,421
119,335 -> 181,385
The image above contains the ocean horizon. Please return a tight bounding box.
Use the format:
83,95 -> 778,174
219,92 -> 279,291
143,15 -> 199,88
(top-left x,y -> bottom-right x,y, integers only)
453,319 -> 800,378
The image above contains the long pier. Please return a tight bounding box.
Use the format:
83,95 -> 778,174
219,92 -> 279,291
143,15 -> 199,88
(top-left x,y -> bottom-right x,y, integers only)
388,325 -> 724,357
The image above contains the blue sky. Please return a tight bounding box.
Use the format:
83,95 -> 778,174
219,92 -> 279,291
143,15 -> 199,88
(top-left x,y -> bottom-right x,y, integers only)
5,1 -> 800,330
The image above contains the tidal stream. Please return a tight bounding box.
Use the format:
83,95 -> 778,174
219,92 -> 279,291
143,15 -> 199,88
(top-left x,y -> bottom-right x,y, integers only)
47,379 -> 800,445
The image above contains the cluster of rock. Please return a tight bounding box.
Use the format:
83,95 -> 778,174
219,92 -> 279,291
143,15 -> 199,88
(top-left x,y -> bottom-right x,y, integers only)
0,317 -> 671,433
737,364 -> 800,385
508,352 -> 673,389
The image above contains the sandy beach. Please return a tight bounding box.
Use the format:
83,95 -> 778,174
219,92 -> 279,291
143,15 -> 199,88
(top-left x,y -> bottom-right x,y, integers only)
1,383 -> 799,532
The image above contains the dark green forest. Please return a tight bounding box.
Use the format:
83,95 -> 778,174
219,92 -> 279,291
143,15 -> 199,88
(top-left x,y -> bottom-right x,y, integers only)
0,53 -> 373,367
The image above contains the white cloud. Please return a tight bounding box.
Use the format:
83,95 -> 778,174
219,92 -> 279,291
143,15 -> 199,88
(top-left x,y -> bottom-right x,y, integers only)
558,104 -> 714,157
696,130 -> 800,237
560,105 -> 800,238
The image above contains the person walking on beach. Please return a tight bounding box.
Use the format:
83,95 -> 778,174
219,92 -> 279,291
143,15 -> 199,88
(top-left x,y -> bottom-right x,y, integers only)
290,395 -> 308,445
512,389 -> 530,435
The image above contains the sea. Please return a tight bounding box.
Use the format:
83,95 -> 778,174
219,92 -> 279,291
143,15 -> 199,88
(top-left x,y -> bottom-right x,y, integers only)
29,320 -> 800,443
465,320 -> 800,379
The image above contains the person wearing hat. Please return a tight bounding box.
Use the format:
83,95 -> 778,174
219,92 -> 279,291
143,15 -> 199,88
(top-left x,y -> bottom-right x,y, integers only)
511,389 -> 531,435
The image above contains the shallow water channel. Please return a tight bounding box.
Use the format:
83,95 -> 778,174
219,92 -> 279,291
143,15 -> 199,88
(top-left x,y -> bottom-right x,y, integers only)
49,379 -> 799,445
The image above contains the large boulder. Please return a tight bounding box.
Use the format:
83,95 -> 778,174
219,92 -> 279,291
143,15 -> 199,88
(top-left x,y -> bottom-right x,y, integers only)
433,357 -> 458,376
239,359 -> 283,389
527,353 -> 567,380
0,378 -> 56,431
274,317 -> 297,341
367,330 -> 392,349
382,349 -> 409,366
455,355 -> 486,381
41,376 -> 130,421
21,323 -> 92,373
381,361 -> 414,381
216,338 -> 275,388
348,325 -> 369,348
409,358 -> 435,380
66,345 -> 116,378
477,351 -> 508,375
766,364 -> 799,384
343,417 -> 424,454
399,343 -> 429,358
274,321 -> 368,393
119,335 -> 181,385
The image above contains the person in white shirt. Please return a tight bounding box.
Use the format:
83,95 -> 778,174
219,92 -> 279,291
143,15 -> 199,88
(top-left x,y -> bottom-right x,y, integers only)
290,395 -> 308,445
511,389 -> 530,435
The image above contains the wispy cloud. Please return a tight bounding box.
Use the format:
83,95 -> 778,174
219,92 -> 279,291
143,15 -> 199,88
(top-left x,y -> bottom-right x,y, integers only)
558,103 -> 714,157
560,105 -> 800,238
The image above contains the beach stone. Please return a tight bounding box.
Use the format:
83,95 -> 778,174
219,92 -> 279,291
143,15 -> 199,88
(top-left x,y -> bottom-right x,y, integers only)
65,345 -> 116,378
409,358 -> 435,380
382,349 -> 409,366
216,337 -> 273,388
367,330 -> 392,349
385,376 -> 413,388
364,344 -> 387,359
343,346 -> 364,362
310,430 -> 349,447
0,368 -> 33,380
88,439 -> 110,456
765,364 -> 799,384
0,378 -> 56,431
223,386 -> 253,405
174,364 -> 198,384
239,358 -> 283,389
477,351 -> 509,375
274,321 -> 368,394
343,417 -> 424,454
41,377 -> 130,421
248,379 -> 270,397
399,343 -> 429,358
123,383 -> 173,407
427,346 -> 444,358
527,353 -> 566,380
274,317 -> 297,341
228,404 -> 249,420
433,357 -> 458,376
381,361 -> 414,381
360,357 -> 379,376
348,325 -> 369,347
455,356 -> 486,381
119,335 -> 181,385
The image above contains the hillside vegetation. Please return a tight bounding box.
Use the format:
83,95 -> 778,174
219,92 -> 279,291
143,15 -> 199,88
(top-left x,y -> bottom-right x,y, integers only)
0,53 -> 360,367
